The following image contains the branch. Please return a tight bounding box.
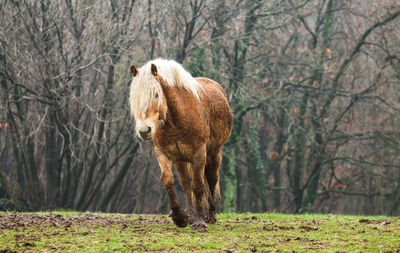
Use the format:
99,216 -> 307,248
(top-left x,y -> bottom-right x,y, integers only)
320,9 -> 400,118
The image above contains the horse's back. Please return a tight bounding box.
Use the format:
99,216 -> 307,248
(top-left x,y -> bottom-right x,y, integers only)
196,77 -> 233,149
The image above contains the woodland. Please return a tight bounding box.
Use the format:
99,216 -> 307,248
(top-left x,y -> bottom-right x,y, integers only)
0,0 -> 400,216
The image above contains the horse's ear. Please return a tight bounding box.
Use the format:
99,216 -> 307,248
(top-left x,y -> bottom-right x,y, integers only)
130,65 -> 138,77
151,64 -> 158,76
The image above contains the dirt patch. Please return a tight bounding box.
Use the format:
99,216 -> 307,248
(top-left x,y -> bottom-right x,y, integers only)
0,213 -> 169,230
299,225 -> 318,231
358,218 -> 392,225
262,225 -> 295,231
0,213 -> 174,252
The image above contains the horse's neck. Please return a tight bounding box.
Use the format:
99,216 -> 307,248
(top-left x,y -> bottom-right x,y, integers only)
153,82 -> 172,122
162,86 -> 179,123
160,80 -> 202,122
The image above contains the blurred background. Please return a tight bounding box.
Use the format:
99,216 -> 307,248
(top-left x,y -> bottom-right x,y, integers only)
1,0 -> 400,215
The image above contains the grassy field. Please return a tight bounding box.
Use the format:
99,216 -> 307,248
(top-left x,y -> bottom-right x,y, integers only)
0,212 -> 399,252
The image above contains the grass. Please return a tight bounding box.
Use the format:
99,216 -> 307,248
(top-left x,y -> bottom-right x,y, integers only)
0,211 -> 399,252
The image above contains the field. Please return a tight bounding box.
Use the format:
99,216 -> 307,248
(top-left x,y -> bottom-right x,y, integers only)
0,212 -> 399,252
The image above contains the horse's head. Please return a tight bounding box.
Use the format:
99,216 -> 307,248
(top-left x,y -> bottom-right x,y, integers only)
129,63 -> 167,140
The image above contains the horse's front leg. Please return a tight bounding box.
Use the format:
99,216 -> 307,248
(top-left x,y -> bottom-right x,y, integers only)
175,161 -> 195,224
191,145 -> 209,232
155,148 -> 188,228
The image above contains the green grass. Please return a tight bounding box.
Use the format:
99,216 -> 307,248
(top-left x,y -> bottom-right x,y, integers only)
0,212 -> 399,252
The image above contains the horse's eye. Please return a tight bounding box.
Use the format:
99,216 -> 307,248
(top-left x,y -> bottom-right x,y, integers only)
155,93 -> 159,99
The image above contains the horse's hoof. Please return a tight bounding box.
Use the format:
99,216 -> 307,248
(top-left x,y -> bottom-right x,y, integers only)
171,212 -> 188,228
192,220 -> 208,232
205,216 -> 217,224
184,209 -> 195,224
186,214 -> 196,224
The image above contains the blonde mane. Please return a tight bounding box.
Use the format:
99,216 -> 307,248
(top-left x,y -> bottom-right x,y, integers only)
130,59 -> 203,120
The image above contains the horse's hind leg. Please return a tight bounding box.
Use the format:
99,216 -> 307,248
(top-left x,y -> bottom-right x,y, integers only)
205,148 -> 222,224
155,148 -> 188,228
175,161 -> 195,223
191,145 -> 209,231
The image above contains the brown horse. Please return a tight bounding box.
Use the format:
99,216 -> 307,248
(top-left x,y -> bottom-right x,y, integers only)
129,59 -> 232,231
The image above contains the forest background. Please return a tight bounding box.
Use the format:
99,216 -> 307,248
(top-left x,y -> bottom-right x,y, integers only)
1,0 -> 400,216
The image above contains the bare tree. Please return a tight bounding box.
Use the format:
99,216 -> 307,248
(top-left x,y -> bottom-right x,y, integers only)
1,0 -> 400,215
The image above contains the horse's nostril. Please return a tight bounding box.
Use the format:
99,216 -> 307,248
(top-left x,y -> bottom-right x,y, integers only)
139,127 -> 152,139
145,127 -> 151,134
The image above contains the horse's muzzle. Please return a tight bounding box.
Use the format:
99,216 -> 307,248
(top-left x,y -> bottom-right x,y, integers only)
139,127 -> 152,140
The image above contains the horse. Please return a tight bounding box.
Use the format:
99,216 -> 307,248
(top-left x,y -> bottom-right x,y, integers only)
129,59 -> 232,231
